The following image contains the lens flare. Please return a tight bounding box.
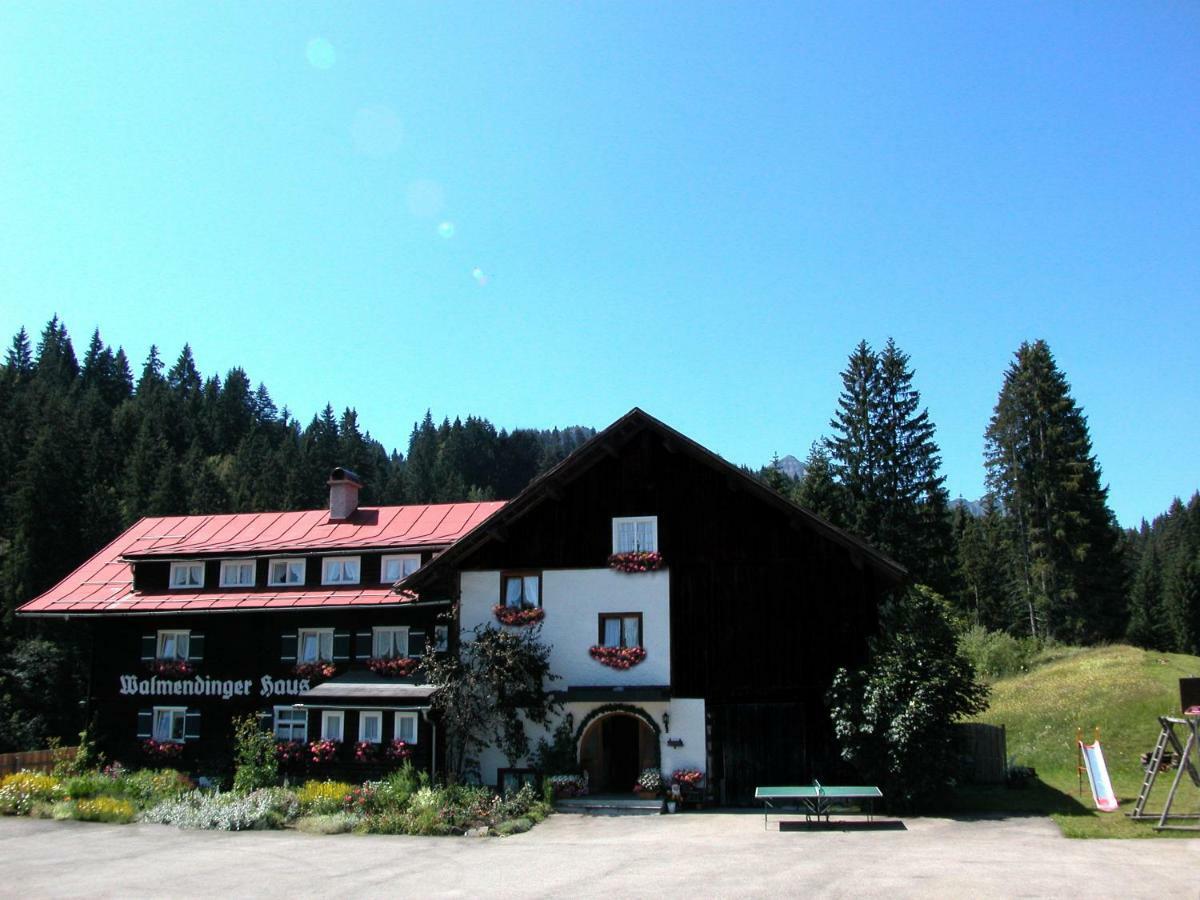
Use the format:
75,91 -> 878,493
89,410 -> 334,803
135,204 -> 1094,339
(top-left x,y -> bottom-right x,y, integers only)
306,38 -> 336,70
471,267 -> 488,286
437,221 -> 456,239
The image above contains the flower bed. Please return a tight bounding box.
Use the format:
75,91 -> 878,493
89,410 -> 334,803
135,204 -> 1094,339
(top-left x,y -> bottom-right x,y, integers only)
493,604 -> 545,627
149,659 -> 194,677
588,645 -> 647,669
547,774 -> 587,799
367,656 -> 420,677
141,739 -> 184,762
293,661 -> 337,679
276,740 -> 309,768
354,741 -> 380,763
607,551 -> 664,573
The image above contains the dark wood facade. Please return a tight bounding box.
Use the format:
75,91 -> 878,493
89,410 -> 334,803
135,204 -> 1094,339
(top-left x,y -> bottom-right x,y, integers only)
85,602 -> 446,781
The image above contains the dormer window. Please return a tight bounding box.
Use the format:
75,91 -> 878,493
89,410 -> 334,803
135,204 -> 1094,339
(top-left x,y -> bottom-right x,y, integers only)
381,554 -> 421,584
612,516 -> 658,554
268,558 -> 306,587
169,562 -> 204,590
322,556 -> 361,585
219,560 -> 256,588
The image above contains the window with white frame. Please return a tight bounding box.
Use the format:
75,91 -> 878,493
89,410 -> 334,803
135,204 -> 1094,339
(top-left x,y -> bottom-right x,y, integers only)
219,559 -> 256,587
268,558 -> 306,586
373,626 -> 409,659
501,572 -> 541,608
359,710 -> 383,743
433,625 -> 449,653
322,556 -> 361,585
612,516 -> 658,554
321,710 -> 344,741
297,628 -> 334,663
381,554 -> 421,583
273,706 -> 307,741
169,562 -> 205,589
152,707 -> 187,743
156,630 -> 190,661
598,613 -> 643,649
394,712 -> 418,744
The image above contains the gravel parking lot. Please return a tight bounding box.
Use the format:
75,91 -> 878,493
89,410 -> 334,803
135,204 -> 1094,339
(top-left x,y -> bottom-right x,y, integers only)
1,810 -> 1196,898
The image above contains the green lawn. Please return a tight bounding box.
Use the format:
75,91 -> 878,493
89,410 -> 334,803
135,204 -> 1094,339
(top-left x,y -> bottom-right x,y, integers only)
961,644 -> 1200,838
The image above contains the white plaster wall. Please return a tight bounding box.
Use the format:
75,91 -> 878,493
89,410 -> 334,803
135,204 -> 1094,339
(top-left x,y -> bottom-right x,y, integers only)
459,568 -> 671,687
474,697 -> 707,788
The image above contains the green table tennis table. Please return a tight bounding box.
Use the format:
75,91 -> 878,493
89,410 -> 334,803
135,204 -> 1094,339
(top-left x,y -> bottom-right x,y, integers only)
755,781 -> 883,828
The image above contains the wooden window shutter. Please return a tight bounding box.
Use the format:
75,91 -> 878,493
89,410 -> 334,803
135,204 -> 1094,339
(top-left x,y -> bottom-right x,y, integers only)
355,631 -> 373,660
407,630 -> 426,657
333,631 -> 350,661
140,635 -> 156,662
136,709 -> 153,739
280,632 -> 298,662
184,709 -> 202,741
187,633 -> 205,662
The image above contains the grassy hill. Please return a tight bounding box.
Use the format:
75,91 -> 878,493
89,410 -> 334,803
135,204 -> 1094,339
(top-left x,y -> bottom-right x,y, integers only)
964,644 -> 1200,838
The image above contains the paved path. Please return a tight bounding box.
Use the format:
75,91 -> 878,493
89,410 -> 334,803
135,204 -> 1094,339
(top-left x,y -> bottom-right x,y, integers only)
0,811 -> 1196,898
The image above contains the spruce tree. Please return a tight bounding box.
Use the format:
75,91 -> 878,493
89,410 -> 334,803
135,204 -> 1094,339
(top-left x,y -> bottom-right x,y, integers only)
984,340 -> 1126,642
793,442 -> 846,525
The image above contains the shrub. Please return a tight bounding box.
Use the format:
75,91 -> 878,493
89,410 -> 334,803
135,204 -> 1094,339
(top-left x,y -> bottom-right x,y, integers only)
493,817 -> 532,836
64,772 -> 114,800
296,780 -> 355,815
72,797 -> 137,824
118,769 -> 194,807
141,788 -> 296,830
957,626 -> 1039,680
232,714 -> 279,794
497,784 -> 541,820
374,763 -> 419,811
0,772 -> 63,815
295,812 -> 359,834
830,586 -> 989,810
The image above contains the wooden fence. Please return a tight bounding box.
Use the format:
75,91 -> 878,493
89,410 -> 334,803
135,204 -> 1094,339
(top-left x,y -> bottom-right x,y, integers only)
0,746 -> 77,777
955,723 -> 1007,784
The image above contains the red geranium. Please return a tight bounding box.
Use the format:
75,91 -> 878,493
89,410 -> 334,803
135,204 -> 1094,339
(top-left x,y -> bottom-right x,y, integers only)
275,740 -> 308,767
607,551 -> 664,573
386,739 -> 413,761
588,645 -> 647,669
309,739 -> 340,764
672,769 -> 704,788
354,740 -> 380,762
493,604 -> 545,627
150,659 -> 195,677
141,738 -> 183,761
293,661 -> 337,679
367,656 -> 420,677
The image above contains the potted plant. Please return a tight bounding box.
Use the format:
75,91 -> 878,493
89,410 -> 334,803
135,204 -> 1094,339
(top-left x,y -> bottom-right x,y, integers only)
634,767 -> 663,799
588,645 -> 647,669
607,551 -> 664,573
492,604 -> 545,627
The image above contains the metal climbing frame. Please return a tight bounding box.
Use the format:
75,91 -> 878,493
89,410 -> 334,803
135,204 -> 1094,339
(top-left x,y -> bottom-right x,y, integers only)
1129,715 -> 1200,831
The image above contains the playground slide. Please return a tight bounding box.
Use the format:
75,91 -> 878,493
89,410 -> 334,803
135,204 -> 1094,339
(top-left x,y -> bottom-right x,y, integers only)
1079,738 -> 1119,812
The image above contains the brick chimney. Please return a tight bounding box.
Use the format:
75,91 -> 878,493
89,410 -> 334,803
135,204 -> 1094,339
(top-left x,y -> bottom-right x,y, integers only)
328,467 -> 363,521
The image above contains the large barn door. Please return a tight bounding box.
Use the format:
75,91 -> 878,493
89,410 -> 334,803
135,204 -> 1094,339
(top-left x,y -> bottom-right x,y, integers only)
717,702 -> 806,805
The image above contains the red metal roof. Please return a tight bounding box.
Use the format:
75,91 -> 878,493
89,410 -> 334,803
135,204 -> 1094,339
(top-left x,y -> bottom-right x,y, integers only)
18,502 -> 504,616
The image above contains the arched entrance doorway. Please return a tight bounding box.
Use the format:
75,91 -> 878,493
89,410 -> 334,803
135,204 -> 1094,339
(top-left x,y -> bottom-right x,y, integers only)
578,711 -> 657,793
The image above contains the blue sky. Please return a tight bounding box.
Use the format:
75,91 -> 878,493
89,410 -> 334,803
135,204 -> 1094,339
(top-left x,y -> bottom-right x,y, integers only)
0,3 -> 1196,526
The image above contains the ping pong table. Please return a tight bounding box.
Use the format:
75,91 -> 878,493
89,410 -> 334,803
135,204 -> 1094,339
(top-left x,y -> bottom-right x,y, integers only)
755,781 -> 883,829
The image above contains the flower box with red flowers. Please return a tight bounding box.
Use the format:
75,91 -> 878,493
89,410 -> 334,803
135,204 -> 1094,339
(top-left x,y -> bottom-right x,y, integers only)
492,604 -> 545,627
149,659 -> 195,677
354,740 -> 381,763
309,739 -> 340,764
588,645 -> 647,669
275,740 -> 308,767
366,656 -> 421,677
141,738 -> 183,761
607,551 -> 664,573
672,769 -> 704,789
386,739 -> 413,761
293,661 -> 337,680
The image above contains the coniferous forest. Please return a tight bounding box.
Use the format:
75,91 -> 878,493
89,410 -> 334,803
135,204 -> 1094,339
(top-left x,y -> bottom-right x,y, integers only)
0,317 -> 1196,751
